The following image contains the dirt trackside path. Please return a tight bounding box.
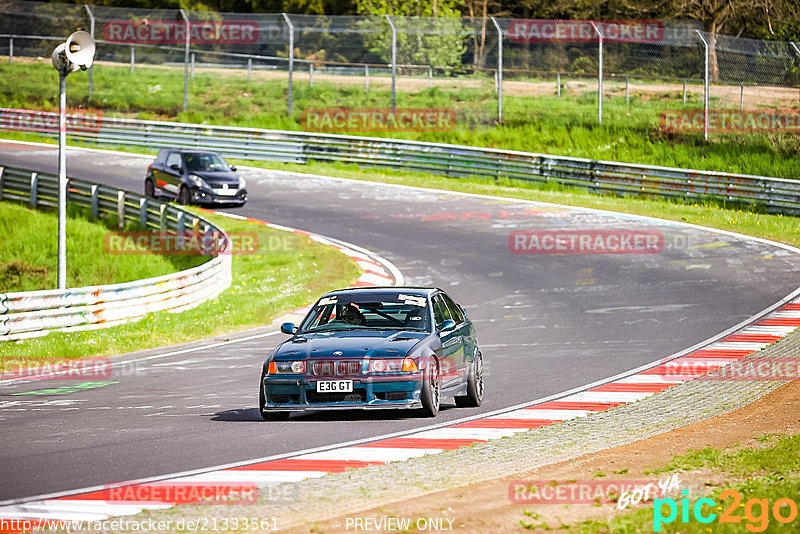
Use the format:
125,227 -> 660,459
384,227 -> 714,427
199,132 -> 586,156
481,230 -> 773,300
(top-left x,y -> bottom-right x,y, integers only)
286,378 -> 800,533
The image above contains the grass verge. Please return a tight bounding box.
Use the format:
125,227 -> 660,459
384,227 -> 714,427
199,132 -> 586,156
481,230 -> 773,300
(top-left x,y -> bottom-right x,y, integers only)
0,209 -> 361,368
571,433 -> 800,533
1,200 -> 205,292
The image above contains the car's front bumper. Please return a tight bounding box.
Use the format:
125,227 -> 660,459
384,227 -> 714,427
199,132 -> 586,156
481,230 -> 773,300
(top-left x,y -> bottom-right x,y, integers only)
262,375 -> 423,411
192,187 -> 247,205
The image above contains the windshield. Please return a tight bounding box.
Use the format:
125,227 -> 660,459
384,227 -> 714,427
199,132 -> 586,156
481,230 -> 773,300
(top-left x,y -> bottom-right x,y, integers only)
298,293 -> 431,333
184,153 -> 231,172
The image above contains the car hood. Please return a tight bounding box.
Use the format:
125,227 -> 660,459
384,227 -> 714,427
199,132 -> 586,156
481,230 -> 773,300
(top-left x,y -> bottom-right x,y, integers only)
274,330 -> 429,360
192,170 -> 240,186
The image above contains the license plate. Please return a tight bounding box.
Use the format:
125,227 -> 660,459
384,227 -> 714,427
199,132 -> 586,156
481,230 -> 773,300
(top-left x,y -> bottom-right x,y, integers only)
214,188 -> 237,196
316,380 -> 353,393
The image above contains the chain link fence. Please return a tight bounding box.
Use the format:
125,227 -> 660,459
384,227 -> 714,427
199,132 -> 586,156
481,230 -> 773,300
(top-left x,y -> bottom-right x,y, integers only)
1,0 -> 800,134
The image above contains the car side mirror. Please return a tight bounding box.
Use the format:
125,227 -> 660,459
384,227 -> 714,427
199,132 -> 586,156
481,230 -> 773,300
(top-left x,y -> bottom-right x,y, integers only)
440,319 -> 457,332
230,165 -> 237,172
280,322 -> 296,335
169,164 -> 181,172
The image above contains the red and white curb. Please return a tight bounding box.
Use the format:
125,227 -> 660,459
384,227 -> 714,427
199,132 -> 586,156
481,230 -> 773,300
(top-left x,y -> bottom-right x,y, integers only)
2,294 -> 799,527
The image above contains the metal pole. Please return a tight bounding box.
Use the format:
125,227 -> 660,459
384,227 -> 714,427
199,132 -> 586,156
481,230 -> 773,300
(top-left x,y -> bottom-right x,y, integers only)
491,17 -> 502,122
130,46 -> 134,73
57,72 -> 67,290
386,15 -> 396,113
625,75 -> 629,104
180,9 -> 190,112
84,5 -> 94,99
429,65 -> 433,89
591,22 -> 603,124
740,84 -> 744,111
696,30 -> 709,140
247,57 -> 252,82
365,64 -> 369,92
191,52 -> 195,79
309,63 -> 314,88
683,80 -> 687,104
282,13 -> 294,116
8,36 -> 11,64
557,72 -> 561,98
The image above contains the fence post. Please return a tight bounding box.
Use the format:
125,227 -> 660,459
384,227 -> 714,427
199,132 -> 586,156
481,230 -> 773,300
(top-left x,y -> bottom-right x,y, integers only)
386,15 -> 396,113
695,30 -> 710,140
429,65 -> 433,89
191,52 -> 195,79
365,64 -> 369,92
84,5 -> 94,99
117,190 -> 126,229
180,9 -> 190,113
683,80 -> 687,104
309,63 -> 314,88
159,203 -> 167,232
590,22 -> 603,124
493,69 -> 498,93
491,17 -> 503,123
282,13 -> 294,117
740,84 -> 744,111
625,75 -> 630,104
90,184 -> 99,218
8,36 -> 12,64
130,46 -> 135,73
29,172 -> 38,208
557,72 -> 561,98
247,57 -> 252,82
0,166 -> 4,201
176,211 -> 186,250
139,197 -> 148,228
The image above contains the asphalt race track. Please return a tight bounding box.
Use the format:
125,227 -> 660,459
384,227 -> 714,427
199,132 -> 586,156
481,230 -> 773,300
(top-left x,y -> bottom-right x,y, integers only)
2,141 -> 799,502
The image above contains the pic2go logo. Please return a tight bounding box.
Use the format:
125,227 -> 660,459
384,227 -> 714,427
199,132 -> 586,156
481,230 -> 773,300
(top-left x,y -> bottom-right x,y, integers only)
654,489 -> 799,532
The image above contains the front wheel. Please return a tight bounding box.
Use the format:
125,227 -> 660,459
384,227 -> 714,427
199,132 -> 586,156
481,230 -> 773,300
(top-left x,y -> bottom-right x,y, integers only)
419,358 -> 440,417
259,373 -> 290,421
455,351 -> 483,408
178,185 -> 192,205
144,179 -> 155,198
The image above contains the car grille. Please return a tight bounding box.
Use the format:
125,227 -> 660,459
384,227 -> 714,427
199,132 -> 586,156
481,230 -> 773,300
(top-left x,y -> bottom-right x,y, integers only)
310,359 -> 362,377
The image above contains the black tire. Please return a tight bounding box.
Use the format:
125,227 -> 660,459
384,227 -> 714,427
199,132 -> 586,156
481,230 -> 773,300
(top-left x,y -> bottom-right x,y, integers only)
259,373 -> 290,421
178,185 -> 192,205
144,179 -> 155,198
419,358 -> 440,417
455,351 -> 484,408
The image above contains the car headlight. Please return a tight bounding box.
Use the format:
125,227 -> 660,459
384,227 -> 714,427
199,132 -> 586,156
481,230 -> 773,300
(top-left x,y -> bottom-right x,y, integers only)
238,176 -> 246,189
268,360 -> 306,374
368,358 -> 418,373
189,174 -> 209,189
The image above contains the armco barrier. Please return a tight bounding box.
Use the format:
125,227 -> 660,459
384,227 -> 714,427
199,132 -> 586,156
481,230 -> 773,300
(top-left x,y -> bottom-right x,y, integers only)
0,165 -> 232,341
2,108 -> 799,214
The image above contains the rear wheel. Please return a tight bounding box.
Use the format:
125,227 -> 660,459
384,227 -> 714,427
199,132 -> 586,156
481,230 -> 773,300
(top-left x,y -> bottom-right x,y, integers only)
178,185 -> 192,205
455,351 -> 483,408
144,179 -> 155,198
419,358 -> 440,417
259,372 -> 290,421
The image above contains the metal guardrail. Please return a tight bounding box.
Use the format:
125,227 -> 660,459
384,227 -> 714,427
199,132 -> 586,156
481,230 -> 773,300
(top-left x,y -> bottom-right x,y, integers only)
0,164 -> 232,341
2,109 -> 800,215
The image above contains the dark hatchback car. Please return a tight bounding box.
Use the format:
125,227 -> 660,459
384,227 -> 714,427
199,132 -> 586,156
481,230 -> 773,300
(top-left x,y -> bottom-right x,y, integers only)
144,149 -> 247,206
259,287 -> 484,420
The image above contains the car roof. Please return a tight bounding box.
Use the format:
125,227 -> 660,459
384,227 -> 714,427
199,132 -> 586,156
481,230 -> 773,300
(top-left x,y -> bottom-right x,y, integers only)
160,148 -> 224,156
321,286 -> 441,298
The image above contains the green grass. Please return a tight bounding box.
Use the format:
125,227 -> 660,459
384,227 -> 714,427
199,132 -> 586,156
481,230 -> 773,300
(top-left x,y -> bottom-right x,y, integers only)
572,434 -> 800,533
0,209 -> 361,368
1,201 -> 205,292
2,61 -> 799,180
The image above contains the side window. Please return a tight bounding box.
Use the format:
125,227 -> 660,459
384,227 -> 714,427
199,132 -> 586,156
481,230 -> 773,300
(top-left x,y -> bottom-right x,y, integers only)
155,150 -> 167,165
166,152 -> 182,168
432,295 -> 452,329
441,294 -> 464,324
